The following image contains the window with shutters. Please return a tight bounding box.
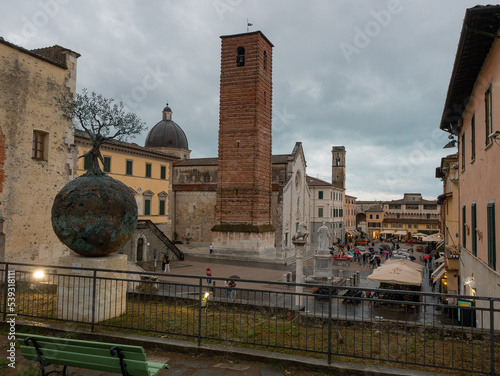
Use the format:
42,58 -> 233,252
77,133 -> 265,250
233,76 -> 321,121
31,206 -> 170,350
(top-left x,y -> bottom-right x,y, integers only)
471,115 -> 476,161
144,199 -> 151,216
485,86 -> 493,146
160,165 -> 166,180
461,132 -> 466,170
462,204 -> 467,248
84,154 -> 92,170
318,207 -> 323,217
319,191 -> 323,199
126,160 -> 133,175
487,202 -> 496,270
471,203 -> 477,256
103,156 -> 111,173
158,191 -> 167,216
145,163 -> 152,178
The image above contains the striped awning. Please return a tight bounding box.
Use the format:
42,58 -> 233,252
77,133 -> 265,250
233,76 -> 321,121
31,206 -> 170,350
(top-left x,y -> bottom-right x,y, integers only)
432,263 -> 446,284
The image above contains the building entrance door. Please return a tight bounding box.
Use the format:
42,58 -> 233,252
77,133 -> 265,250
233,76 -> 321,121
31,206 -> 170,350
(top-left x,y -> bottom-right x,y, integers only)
137,238 -> 144,261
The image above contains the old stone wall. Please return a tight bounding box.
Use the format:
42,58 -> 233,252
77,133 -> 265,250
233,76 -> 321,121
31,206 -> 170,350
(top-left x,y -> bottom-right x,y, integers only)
0,41 -> 78,264
175,191 -> 216,242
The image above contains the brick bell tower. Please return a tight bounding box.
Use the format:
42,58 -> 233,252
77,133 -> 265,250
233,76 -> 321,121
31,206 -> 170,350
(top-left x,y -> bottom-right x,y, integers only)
331,146 -> 346,189
211,31 -> 276,260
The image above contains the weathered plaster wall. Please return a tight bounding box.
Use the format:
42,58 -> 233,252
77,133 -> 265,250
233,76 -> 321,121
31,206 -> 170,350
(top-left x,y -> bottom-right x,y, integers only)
0,41 -> 78,264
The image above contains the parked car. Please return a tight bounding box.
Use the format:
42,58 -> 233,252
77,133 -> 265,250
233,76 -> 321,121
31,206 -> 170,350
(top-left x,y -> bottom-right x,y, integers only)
333,253 -> 354,261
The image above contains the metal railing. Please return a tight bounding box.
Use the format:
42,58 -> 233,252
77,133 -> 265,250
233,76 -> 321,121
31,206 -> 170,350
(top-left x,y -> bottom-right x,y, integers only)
1,262 -> 499,375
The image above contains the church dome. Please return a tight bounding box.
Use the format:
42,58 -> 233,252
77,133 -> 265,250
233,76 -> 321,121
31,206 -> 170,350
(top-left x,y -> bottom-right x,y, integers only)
145,104 -> 188,149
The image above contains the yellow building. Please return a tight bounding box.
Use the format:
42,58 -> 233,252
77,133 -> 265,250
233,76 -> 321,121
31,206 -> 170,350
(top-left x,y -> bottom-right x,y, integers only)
74,129 -> 181,262
382,193 -> 440,241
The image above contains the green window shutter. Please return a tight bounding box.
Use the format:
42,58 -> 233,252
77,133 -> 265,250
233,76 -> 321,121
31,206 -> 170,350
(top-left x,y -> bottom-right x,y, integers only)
487,203 -> 496,270
159,200 -> 165,215
145,163 -> 152,178
126,160 -> 133,175
319,191 -> 323,199
84,154 -> 92,170
471,203 -> 477,256
103,156 -> 111,173
160,166 -> 166,180
462,205 -> 467,248
144,199 -> 151,216
318,208 -> 323,217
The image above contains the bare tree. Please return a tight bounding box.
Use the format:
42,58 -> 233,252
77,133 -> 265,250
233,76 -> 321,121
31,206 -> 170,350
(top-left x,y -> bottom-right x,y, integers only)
60,88 -> 147,174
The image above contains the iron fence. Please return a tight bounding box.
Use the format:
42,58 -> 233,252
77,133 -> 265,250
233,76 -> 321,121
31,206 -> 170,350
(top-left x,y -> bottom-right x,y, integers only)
1,262 -> 499,375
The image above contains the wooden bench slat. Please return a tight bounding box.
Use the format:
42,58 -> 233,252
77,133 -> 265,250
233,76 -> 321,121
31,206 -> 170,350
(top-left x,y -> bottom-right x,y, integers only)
20,347 -> 160,376
16,334 -> 146,355
19,340 -> 147,361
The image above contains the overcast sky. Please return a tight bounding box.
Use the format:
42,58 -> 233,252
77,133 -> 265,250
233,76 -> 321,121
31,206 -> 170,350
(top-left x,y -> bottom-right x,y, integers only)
2,0 -> 485,201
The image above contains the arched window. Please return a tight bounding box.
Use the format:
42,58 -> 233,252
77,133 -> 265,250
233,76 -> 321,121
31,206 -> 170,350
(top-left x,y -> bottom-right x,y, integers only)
237,46 -> 245,67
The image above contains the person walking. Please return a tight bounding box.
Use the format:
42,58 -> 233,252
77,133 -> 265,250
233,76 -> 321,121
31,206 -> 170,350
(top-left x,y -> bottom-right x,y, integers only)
164,255 -> 170,272
228,280 -> 236,298
162,255 -> 167,272
209,243 -> 213,255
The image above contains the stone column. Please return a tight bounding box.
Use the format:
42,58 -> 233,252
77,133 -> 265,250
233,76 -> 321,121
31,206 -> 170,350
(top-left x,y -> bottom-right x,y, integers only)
293,239 -> 306,308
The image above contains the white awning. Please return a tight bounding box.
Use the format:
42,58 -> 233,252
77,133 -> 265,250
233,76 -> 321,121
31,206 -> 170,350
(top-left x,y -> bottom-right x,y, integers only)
380,230 -> 394,234
434,256 -> 444,265
423,233 -> 442,242
432,263 -> 446,284
394,230 -> 408,235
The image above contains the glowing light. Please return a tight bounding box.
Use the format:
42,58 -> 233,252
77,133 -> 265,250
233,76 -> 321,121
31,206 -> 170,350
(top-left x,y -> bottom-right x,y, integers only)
34,270 -> 45,279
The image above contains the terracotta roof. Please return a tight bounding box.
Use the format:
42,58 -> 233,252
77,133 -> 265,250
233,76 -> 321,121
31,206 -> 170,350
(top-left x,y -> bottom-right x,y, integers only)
174,157 -> 218,166
306,175 -> 333,187
174,153 -> 297,167
383,218 -> 439,225
75,129 -> 179,160
173,184 -> 216,192
385,198 -> 437,205
440,5 -> 500,132
0,38 -> 80,68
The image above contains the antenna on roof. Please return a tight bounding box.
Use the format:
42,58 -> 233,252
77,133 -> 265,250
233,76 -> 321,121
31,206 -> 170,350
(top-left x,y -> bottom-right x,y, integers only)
247,18 -> 253,32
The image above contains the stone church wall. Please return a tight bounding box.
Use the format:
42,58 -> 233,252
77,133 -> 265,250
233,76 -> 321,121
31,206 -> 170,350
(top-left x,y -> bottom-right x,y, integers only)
174,191 -> 216,242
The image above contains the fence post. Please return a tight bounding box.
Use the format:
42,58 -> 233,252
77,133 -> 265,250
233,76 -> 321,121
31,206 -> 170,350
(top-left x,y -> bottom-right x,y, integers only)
490,299 -> 495,376
327,287 -> 332,365
91,269 -> 97,332
2,263 -> 8,321
198,278 -> 203,346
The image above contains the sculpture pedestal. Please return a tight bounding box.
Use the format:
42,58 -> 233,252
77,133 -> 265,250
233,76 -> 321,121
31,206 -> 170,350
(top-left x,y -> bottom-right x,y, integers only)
292,240 -> 306,309
57,253 -> 128,323
313,252 -> 333,280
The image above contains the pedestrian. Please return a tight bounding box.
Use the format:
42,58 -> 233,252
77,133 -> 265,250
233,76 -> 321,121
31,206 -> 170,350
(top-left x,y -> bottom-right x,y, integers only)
206,270 -> 212,285
162,255 -> 167,272
224,280 -> 229,298
228,280 -> 236,298
164,255 -> 170,272
376,257 -> 381,267
209,243 -> 213,255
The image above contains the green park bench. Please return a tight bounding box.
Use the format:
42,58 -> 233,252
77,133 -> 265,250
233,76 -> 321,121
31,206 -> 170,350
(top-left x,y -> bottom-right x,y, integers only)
16,333 -> 170,376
